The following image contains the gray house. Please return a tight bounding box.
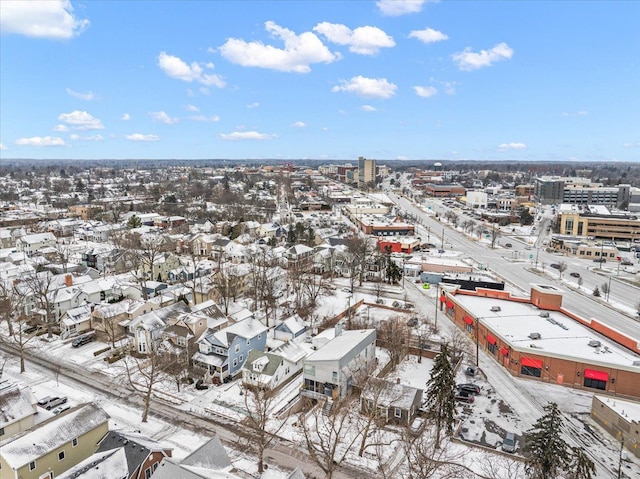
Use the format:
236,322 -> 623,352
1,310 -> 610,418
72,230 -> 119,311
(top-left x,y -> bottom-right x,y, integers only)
360,378 -> 423,426
193,318 -> 268,382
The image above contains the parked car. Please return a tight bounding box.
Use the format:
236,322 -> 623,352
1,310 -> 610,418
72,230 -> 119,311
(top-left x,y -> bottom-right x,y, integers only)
524,245 -> 532,250
409,417 -> 425,435
375,298 -> 385,305
23,324 -> 39,335
593,258 -> 606,263
455,391 -> 475,403
550,263 -> 560,269
502,432 -> 517,453
407,317 -> 419,327
37,396 -> 67,410
504,243 -> 513,248
72,333 -> 96,348
195,379 -> 208,390
457,383 -> 481,395
464,366 -> 478,377
569,272 -> 581,278
51,404 -> 71,415
621,260 -> 633,266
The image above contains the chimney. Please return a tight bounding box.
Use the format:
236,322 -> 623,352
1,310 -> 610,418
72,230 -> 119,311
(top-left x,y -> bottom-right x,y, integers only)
65,274 -> 73,287
335,323 -> 343,337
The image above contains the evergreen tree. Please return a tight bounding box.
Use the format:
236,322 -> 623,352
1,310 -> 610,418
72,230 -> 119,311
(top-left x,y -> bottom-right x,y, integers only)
385,257 -> 402,284
592,286 -> 601,297
424,343 -> 456,449
127,214 -> 142,229
523,402 -> 571,479
566,446 -> 595,479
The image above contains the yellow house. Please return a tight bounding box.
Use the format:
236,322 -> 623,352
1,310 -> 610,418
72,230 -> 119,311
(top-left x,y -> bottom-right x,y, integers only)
0,403 -> 109,479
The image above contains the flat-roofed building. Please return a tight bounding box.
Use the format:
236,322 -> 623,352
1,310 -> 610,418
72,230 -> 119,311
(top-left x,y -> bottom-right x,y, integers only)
358,157 -> 376,188
557,204 -> 640,242
441,284 -> 640,399
590,395 -> 640,458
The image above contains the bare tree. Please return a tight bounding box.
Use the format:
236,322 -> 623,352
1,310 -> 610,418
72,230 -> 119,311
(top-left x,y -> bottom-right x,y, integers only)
242,384 -> 289,473
557,261 -> 567,279
357,378 -> 402,457
475,454 -> 526,479
123,343 -> 167,422
0,282 -> 37,373
378,315 -> 409,369
444,327 -> 474,364
490,224 -> 501,249
402,430 -> 472,479
23,272 -> 57,338
345,235 -> 375,286
299,396 -> 361,479
600,281 -> 609,299
213,262 -> 240,315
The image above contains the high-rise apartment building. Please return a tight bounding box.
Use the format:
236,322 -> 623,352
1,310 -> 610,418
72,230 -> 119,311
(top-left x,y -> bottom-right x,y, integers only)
358,156 -> 376,187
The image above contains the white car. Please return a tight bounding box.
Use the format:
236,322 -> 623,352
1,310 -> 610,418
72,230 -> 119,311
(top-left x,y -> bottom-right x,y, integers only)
51,404 -> 71,415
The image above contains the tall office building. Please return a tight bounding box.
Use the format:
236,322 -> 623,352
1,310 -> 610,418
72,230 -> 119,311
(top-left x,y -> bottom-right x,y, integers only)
358,156 -> 376,187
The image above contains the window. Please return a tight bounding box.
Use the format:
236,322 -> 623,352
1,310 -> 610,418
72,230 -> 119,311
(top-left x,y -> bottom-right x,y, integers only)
29,461 -> 36,471
0,427 -> 4,436
239,354 -> 243,363
235,344 -> 240,353
72,437 -> 78,447
520,365 -> 542,378
394,408 -> 402,418
332,371 -> 338,381
233,358 -> 238,367
258,333 -> 262,340
153,462 -> 159,471
58,450 -> 66,461
584,378 -> 606,390
145,467 -> 152,479
487,342 -> 497,355
177,336 -> 186,346
246,338 -> 251,346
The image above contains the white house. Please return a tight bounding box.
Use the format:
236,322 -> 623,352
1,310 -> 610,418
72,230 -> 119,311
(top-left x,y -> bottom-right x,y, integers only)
301,327 -> 377,400
241,341 -> 306,390
16,232 -> 57,257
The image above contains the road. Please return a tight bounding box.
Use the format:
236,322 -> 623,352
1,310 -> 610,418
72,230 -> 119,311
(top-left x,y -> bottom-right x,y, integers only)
389,192 -> 640,337
0,342 -> 360,479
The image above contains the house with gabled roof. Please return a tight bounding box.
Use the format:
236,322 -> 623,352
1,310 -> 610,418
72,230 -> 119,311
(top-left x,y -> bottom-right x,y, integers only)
95,431 -> 172,479
16,232 -> 57,257
0,403 -> 110,479
192,318 -> 267,382
128,302 -> 190,354
360,378 -> 423,426
274,314 -> 307,342
241,340 -> 307,390
0,381 -> 37,440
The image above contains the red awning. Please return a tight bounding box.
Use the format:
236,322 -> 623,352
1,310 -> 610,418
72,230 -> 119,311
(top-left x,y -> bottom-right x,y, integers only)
584,369 -> 609,382
464,316 -> 474,325
440,294 -> 446,303
486,334 -> 497,345
500,347 -> 509,356
521,357 -> 543,368
446,300 -> 454,309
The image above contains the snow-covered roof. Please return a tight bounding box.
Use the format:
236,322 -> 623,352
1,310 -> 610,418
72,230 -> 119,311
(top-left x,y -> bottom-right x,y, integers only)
56,448 -> 128,479
451,293 -> 640,371
361,378 -> 422,410
180,435 -> 232,471
594,395 -> 640,423
0,403 -> 109,469
306,329 -> 376,363
0,383 -> 36,429
274,341 -> 307,364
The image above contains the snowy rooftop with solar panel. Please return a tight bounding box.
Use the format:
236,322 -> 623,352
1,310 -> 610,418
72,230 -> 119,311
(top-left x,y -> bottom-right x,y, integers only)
451,289 -> 640,370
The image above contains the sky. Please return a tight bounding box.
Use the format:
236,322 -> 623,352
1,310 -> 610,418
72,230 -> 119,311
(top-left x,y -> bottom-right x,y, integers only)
0,0 -> 639,162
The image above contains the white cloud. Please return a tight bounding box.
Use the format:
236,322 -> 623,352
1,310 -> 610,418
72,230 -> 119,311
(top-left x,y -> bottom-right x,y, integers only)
291,121 -> 306,128
219,131 -> 275,141
409,27 -> 448,44
313,22 -> 395,55
125,133 -> 160,141
149,111 -> 179,125
58,110 -> 104,130
361,105 -> 377,112
189,115 -> 220,122
413,86 -> 438,98
562,110 -> 589,117
332,76 -> 397,99
377,0 -> 432,16
219,21 -> 339,73
246,102 -> 260,109
15,136 -> 65,147
0,143 -> 7,151
121,113 -> 130,121
66,88 -> 94,100
52,124 -> 69,132
442,81 -> 457,95
185,104 -> 200,112
498,142 -> 527,151
623,142 -> 640,148
69,133 -> 103,141
452,42 -> 513,71
0,0 -> 89,39
158,52 -> 225,87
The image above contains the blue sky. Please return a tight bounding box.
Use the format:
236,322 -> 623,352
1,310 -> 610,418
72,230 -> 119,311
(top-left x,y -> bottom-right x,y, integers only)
1,0 -> 638,162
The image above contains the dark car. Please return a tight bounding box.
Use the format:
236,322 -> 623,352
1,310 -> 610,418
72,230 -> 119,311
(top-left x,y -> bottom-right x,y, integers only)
593,258 -> 606,263
72,333 -> 96,348
464,366 -> 477,377
550,263 -> 560,269
569,272 -> 580,278
504,243 -> 512,248
457,383 -> 481,395
455,391 -> 475,403
407,317 -> 419,327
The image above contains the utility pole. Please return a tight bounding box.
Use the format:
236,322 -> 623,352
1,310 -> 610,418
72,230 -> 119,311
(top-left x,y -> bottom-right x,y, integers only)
441,227 -> 445,249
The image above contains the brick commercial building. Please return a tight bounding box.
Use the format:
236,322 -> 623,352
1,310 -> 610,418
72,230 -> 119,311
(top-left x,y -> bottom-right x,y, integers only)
441,284 -> 640,400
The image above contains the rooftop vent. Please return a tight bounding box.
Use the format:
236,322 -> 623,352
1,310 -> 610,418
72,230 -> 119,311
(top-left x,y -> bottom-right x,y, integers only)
529,332 -> 542,340
588,340 -> 601,348
490,306 -> 501,312
540,311 -> 550,318
633,360 -> 640,367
